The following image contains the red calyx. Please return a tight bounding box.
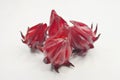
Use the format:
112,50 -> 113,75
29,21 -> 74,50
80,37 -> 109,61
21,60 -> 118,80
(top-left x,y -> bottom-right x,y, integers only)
69,20 -> 101,56
20,23 -> 47,49
21,10 -> 100,73
48,10 -> 68,37
43,26 -> 73,72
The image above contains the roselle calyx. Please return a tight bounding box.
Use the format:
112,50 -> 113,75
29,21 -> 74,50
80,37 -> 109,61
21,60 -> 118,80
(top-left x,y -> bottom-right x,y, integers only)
43,27 -> 74,72
48,10 -> 68,37
21,10 -> 100,73
69,20 -> 100,56
21,23 -> 47,49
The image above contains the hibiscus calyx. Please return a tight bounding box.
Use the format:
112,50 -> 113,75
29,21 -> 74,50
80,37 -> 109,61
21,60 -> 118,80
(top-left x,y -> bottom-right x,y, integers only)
21,10 -> 100,73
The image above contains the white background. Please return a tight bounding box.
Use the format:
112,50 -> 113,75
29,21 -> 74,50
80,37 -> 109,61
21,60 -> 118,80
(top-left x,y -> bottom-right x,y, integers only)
0,0 -> 120,80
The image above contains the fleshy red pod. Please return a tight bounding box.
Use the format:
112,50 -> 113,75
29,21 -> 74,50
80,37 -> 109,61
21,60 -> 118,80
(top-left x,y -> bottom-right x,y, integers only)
70,20 -> 100,42
48,10 -> 68,37
20,10 -> 100,73
21,23 -> 47,49
43,27 -> 73,72
69,20 -> 100,55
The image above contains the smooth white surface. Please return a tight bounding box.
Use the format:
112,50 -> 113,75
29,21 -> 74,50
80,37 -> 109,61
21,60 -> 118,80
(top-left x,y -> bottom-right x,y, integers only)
0,0 -> 120,80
